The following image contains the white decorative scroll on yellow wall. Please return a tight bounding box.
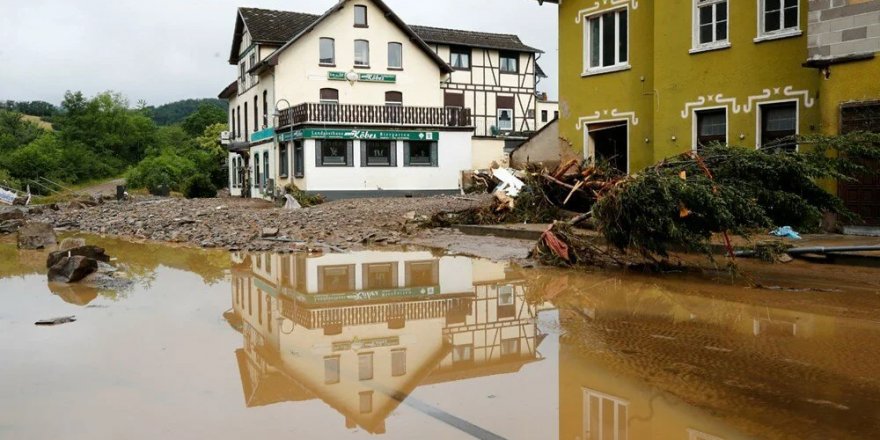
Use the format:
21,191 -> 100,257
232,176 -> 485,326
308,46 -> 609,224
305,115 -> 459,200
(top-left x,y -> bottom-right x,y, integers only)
680,86 -> 816,119
575,0 -> 640,23
576,109 -> 640,130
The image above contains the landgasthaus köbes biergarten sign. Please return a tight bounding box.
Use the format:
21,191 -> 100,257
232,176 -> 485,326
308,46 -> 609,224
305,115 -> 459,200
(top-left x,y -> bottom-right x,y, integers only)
279,128 -> 439,142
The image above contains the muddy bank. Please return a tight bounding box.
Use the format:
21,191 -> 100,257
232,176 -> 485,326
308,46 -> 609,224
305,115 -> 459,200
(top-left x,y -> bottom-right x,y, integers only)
19,195 -> 489,252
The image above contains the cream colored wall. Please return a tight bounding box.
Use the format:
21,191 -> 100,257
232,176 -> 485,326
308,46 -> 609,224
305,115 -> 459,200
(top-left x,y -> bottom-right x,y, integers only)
272,0 -> 444,107
536,100 -> 559,129
471,137 -> 508,169
511,120 -> 578,169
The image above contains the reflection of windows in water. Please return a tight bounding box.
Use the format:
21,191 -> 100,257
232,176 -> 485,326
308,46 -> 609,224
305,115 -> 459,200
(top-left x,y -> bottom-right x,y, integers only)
364,263 -> 397,289
264,254 -> 272,275
391,349 -> 406,377
318,265 -> 354,293
359,391 -> 373,413
295,256 -> 306,291
359,352 -> 374,380
406,261 -> 438,287
324,356 -> 340,384
280,256 -> 291,286
498,285 -> 515,305
453,344 -> 473,363
688,428 -> 725,440
583,388 -> 628,440
501,338 -> 519,358
752,318 -> 798,337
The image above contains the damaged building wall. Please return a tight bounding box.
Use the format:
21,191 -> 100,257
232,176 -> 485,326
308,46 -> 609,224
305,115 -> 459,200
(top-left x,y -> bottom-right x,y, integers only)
510,119 -> 576,169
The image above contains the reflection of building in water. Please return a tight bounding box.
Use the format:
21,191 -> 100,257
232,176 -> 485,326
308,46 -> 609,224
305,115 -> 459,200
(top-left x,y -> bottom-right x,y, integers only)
553,278 -> 880,440
226,250 -> 544,434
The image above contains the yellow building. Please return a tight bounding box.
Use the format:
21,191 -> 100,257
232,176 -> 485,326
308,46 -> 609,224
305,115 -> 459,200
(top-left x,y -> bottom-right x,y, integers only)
541,0 -> 825,174
540,0 -> 880,226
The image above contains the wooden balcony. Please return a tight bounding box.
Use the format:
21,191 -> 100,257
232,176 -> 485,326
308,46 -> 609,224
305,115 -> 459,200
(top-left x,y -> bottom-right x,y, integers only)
277,102 -> 472,129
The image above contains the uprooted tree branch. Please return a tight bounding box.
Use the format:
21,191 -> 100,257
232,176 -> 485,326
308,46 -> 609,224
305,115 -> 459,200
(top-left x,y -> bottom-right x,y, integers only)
462,132 -> 880,269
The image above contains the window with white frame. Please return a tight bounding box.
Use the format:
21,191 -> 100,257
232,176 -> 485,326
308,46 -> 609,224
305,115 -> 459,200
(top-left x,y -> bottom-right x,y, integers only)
584,8 -> 629,73
760,0 -> 799,38
583,388 -> 629,440
694,0 -> 728,50
759,101 -> 798,152
319,38 -> 335,65
388,42 -> 403,69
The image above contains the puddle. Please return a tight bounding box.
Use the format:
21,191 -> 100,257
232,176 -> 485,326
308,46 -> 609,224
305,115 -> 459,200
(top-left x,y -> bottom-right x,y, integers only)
1,236 -> 879,439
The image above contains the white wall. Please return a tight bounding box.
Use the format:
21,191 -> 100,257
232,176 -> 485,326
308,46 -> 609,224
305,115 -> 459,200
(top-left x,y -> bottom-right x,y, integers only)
272,0 -> 445,108
299,130 -> 472,192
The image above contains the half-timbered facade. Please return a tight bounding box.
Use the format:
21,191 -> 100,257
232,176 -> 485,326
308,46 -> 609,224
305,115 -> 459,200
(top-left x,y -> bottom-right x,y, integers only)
220,0 -> 548,199
413,26 -> 547,138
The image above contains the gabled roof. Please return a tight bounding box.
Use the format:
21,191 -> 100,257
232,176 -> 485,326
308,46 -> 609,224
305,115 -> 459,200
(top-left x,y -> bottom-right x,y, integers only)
410,25 -> 543,54
229,8 -> 319,63
218,80 -> 238,100
243,0 -> 453,74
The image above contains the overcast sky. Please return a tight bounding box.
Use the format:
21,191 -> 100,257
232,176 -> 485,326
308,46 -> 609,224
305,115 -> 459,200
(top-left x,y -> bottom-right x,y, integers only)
0,0 -> 558,107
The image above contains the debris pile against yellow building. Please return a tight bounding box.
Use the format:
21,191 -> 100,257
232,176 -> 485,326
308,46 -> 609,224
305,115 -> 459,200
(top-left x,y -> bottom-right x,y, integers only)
541,0 -> 880,225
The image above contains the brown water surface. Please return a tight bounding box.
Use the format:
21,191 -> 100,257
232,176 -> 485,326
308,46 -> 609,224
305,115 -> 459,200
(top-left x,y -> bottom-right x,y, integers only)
1,235 -> 879,439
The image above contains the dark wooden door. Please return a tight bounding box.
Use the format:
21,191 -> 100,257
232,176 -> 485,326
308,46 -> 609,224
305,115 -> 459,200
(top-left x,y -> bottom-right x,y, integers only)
839,102 -> 880,226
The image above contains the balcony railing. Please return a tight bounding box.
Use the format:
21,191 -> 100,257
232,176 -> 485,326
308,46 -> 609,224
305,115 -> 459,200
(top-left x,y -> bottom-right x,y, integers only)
278,103 -> 472,128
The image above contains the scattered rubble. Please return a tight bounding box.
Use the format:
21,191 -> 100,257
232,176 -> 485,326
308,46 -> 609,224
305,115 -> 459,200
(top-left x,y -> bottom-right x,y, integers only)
24,195 -> 489,252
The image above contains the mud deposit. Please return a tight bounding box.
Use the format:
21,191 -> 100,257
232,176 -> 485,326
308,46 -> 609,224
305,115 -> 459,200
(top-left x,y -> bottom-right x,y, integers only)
1,235 -> 879,439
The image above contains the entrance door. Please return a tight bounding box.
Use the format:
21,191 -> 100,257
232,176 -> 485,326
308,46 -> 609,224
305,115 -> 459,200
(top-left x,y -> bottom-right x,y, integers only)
587,122 -> 628,173
839,102 -> 880,226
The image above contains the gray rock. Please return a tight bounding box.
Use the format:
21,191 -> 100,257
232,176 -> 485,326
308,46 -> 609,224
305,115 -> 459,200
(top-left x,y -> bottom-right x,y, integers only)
261,227 -> 279,238
0,219 -> 24,234
59,237 -> 87,251
47,245 -> 110,268
17,222 -> 57,249
0,207 -> 26,222
48,256 -> 98,283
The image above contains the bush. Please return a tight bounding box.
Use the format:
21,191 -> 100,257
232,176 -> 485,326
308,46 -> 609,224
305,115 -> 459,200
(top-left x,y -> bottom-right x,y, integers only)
284,183 -> 325,207
183,174 -> 217,199
126,152 -> 198,195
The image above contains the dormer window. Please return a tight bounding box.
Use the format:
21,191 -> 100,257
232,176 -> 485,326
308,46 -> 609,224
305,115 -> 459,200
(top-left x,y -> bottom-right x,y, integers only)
354,5 -> 368,27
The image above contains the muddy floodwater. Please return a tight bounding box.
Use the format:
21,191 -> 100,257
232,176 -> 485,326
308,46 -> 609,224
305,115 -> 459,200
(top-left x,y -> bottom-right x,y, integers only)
2,236 -> 880,439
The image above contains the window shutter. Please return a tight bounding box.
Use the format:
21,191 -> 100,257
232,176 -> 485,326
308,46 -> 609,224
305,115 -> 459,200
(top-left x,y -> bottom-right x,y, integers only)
315,141 -> 322,167
390,142 -> 398,167
346,141 -> 354,167
403,142 -> 411,166
360,141 -> 367,167
430,142 -> 438,167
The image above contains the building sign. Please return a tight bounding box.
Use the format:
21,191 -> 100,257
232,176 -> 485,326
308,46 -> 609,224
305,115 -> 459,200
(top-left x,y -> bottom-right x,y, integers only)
279,129 -> 438,142
328,71 -> 397,83
295,285 -> 440,305
250,127 -> 275,143
332,336 -> 400,352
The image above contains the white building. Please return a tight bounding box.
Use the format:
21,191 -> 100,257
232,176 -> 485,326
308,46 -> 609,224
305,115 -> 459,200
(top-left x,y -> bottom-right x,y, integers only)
220,0 -> 549,199
227,250 -> 545,434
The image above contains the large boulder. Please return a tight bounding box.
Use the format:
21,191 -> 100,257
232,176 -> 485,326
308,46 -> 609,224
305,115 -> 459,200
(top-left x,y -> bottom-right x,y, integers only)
46,245 -> 110,268
17,222 -> 57,249
48,256 -> 98,283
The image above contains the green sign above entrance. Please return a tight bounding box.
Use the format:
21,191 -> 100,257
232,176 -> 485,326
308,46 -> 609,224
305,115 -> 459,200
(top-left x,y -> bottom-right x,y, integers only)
328,71 -> 397,83
294,285 -> 441,305
279,129 -> 439,142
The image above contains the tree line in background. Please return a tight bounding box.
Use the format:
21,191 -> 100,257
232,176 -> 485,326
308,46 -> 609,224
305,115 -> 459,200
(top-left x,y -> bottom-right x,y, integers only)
0,93 -> 229,198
